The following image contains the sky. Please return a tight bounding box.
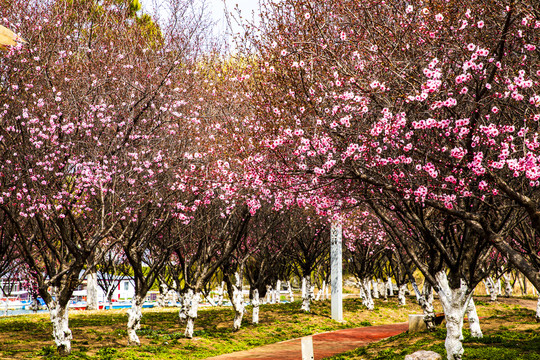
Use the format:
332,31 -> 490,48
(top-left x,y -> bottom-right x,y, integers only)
143,0 -> 261,48
208,0 -> 261,42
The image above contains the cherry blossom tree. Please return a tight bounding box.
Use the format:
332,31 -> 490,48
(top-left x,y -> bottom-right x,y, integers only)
0,0 -> 215,354
236,1 -> 539,358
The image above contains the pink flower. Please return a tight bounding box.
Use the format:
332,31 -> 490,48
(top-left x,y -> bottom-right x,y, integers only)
477,20 -> 484,28
435,13 -> 444,22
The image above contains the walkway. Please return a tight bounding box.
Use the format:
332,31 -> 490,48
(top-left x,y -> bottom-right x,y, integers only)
206,322 -> 409,360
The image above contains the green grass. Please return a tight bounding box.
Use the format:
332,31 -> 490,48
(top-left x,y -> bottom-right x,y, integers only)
327,299 -> 540,360
0,296 -> 537,359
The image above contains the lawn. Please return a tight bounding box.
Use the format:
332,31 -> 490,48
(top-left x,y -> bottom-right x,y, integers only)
0,296 -> 537,359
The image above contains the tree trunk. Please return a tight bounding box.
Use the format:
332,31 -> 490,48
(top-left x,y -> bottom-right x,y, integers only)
372,279 -> 379,299
179,291 -> 188,323
485,277 -> 498,301
378,279 -> 386,300
361,278 -> 375,310
324,282 -> 330,300
416,282 -> 436,331
466,298 -> 483,338
86,269 -> 99,311
398,284 -> 407,306
184,290 -> 200,338
536,294 -> 540,322
387,277 -> 394,296
127,295 -> 143,346
232,272 -> 245,331
252,289 -> 260,324
106,289 -> 114,310
301,275 -> 311,312
316,280 -> 326,301
275,280 -> 281,303
436,272 -> 471,360
157,283 -> 167,308
49,301 -> 72,355
287,281 -> 294,302
266,285 -> 272,304
217,281 -> 224,306
502,274 -> 513,298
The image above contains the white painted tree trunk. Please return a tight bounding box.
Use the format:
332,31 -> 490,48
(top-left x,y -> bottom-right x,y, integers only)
372,279 -> 379,299
315,283 -> 322,301
398,284 -> 407,306
411,280 -> 421,302
252,289 -> 260,324
157,283 -> 168,308
466,298 -> 483,338
184,290 -> 200,338
86,270 -> 98,311
387,277 -> 394,296
275,280 -> 281,303
49,301 -> 72,355
536,293 -> 540,321
325,283 -> 330,300
127,295 -> 143,346
178,291 -> 189,323
287,281 -> 294,302
484,277 -> 498,301
361,278 -> 375,310
232,272 -> 245,331
436,272 -> 471,360
217,281 -> 225,306
359,282 -> 365,299
502,274 -> 513,298
316,280 -> 326,301
301,275 -> 311,312
378,279 -> 386,300
416,281 -> 436,331
266,285 -> 273,304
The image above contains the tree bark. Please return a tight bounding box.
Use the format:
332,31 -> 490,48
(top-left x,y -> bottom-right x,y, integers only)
387,277 -> 394,296
183,290 -> 200,338
157,283 -> 167,308
301,275 -> 311,312
86,269 -> 99,311
287,281 -> 294,302
536,294 -> 540,322
275,280 -> 281,303
372,279 -> 379,299
49,301 -> 72,355
252,289 -> 260,324
232,272 -> 245,331
127,295 -> 143,346
361,278 -> 375,310
502,274 -> 513,298
436,272 -> 472,360
217,281 -> 225,306
398,284 -> 407,306
417,282 -> 436,331
466,298 -> 483,338
485,277 -> 498,302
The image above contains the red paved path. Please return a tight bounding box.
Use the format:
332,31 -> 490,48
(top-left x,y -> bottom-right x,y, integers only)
205,322 -> 409,360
